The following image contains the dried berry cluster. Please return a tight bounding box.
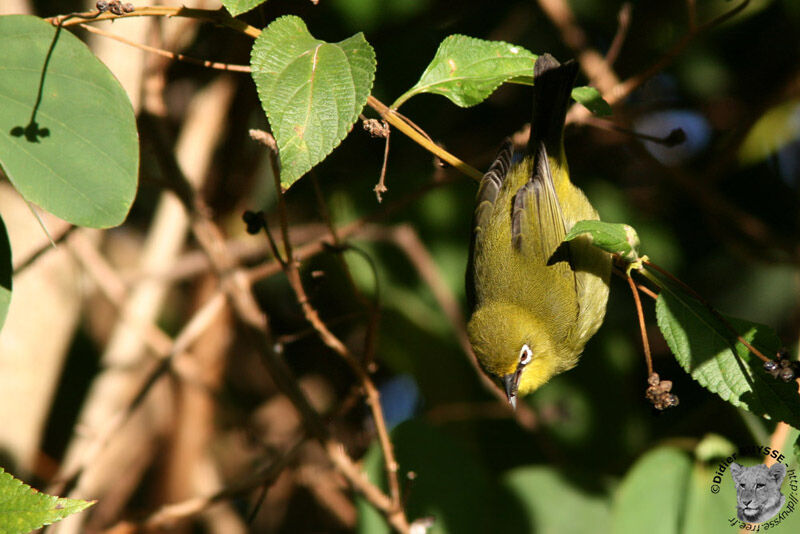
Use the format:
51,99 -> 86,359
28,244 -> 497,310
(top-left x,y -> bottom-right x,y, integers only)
96,1 -> 135,15
646,372 -> 679,410
763,350 -> 799,382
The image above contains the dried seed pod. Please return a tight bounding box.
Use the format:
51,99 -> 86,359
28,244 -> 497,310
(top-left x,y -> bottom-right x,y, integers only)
779,367 -> 795,382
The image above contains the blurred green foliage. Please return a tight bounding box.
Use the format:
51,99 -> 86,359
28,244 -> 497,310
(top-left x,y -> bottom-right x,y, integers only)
27,0 -> 800,531
237,0 -> 800,531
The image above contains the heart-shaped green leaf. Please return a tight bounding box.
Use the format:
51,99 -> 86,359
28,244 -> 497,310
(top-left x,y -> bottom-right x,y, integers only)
0,468 -> 94,533
0,15 -> 138,228
250,15 -> 376,189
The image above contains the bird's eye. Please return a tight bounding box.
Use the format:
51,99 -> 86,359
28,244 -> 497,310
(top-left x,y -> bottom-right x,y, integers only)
519,344 -> 533,366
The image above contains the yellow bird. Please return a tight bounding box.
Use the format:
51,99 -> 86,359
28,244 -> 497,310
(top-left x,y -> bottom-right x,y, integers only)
466,54 -> 611,408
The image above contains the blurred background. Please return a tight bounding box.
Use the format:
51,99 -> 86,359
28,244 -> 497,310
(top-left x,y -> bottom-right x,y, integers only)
2,0 -> 800,532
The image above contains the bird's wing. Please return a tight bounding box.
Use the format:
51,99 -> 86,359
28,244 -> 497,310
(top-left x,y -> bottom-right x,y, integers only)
466,139 -> 514,310
511,144 -> 577,287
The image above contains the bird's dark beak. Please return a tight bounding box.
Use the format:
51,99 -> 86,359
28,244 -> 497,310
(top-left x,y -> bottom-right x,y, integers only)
502,373 -> 518,410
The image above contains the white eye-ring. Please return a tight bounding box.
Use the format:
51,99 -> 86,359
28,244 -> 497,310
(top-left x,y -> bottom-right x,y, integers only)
519,344 -> 533,366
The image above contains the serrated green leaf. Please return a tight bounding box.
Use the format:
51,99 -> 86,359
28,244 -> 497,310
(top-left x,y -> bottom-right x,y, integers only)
565,220 -> 640,261
0,468 -> 94,533
250,15 -> 376,189
222,0 -> 267,17
653,273 -> 800,428
0,15 -> 138,228
0,214 -> 11,332
612,447 -> 693,534
571,85 -> 612,116
392,35 -> 537,109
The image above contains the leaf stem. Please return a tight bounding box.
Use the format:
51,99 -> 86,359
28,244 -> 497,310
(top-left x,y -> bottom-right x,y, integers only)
627,272 -> 653,375
366,96 -> 483,181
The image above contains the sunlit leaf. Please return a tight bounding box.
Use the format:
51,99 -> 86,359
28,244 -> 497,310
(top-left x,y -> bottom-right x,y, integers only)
653,270 -> 800,428
392,35 -> 537,109
222,0 -> 267,17
251,15 -> 376,189
0,468 -> 93,533
565,220 -> 640,261
0,15 -> 138,228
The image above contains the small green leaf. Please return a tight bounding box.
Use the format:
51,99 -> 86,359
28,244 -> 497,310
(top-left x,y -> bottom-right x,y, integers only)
565,220 -> 640,261
0,468 -> 94,533
571,86 -> 612,116
222,0 -> 267,17
392,35 -> 537,109
653,273 -> 800,428
612,447 -> 693,534
250,15 -> 376,189
0,15 -> 139,228
0,214 -> 10,332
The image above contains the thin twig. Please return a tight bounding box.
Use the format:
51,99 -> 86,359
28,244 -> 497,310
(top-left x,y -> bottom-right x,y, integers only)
627,273 -> 653,375
48,6 -> 262,39
79,23 -> 251,72
605,3 -> 632,67
142,437 -> 306,529
268,169 -> 405,518
310,174 -> 381,365
537,0 -> 620,95
374,124 -> 391,202
566,0 -> 752,124
12,224 -> 75,275
367,96 -> 483,181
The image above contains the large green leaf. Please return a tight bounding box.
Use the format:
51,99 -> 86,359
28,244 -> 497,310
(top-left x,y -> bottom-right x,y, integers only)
653,271 -> 800,428
222,0 -> 267,17
503,466 -> 611,534
612,447 -> 693,534
392,35 -> 537,109
250,15 -> 376,189
0,468 -> 93,533
0,15 -> 138,228
0,214 -> 10,332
